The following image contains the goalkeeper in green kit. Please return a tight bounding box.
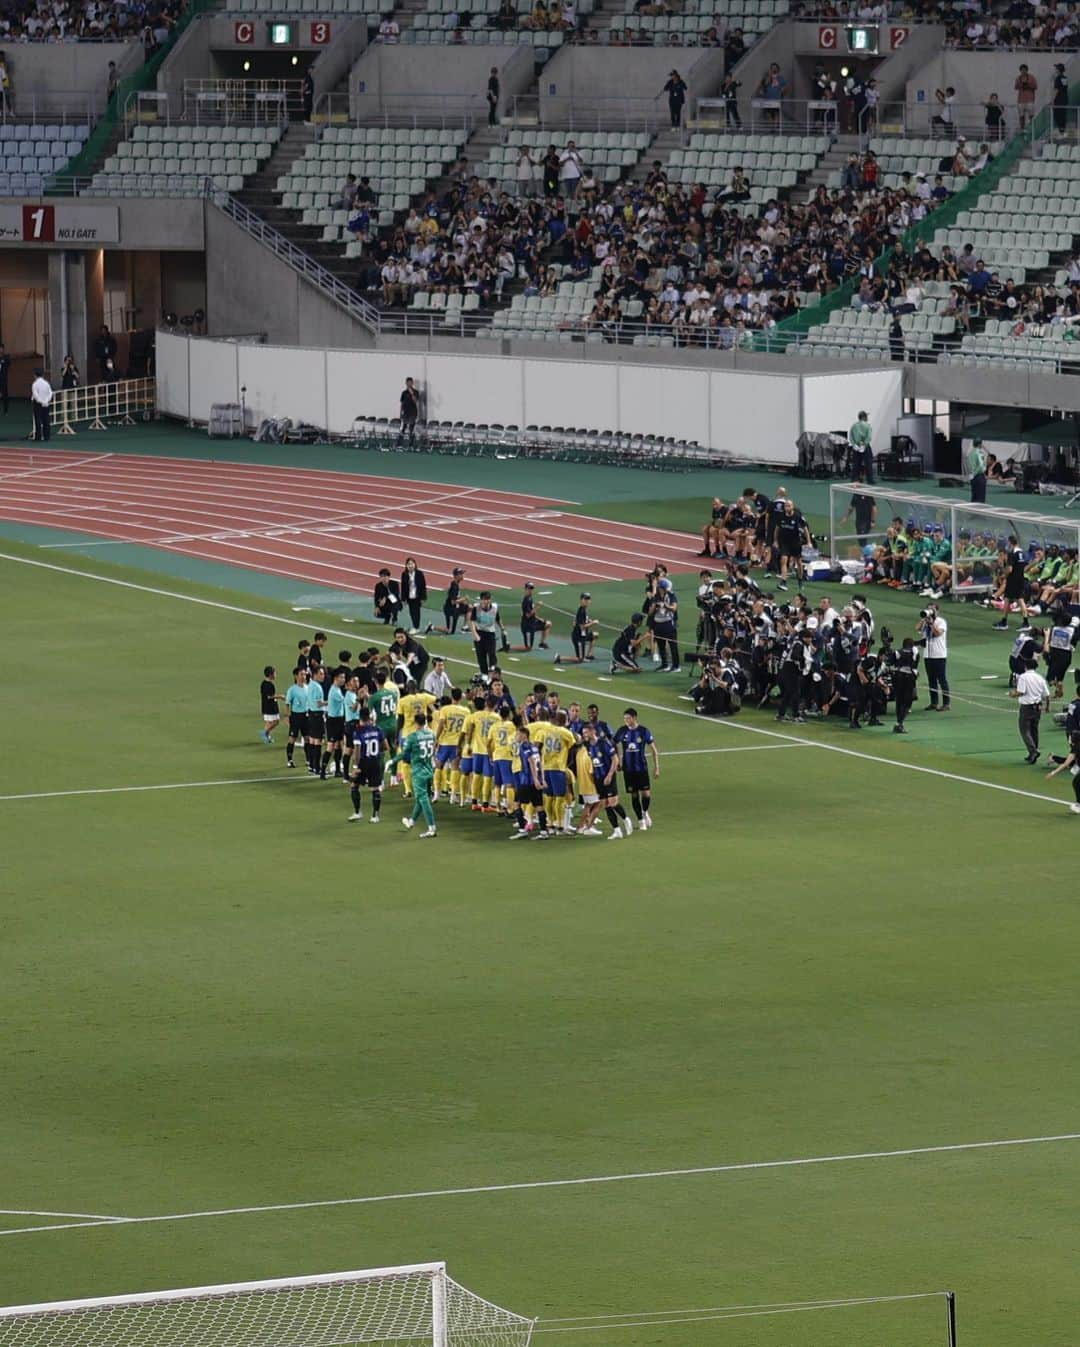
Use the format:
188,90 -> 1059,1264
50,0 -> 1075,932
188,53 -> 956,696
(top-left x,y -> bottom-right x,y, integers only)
388,712 -> 438,838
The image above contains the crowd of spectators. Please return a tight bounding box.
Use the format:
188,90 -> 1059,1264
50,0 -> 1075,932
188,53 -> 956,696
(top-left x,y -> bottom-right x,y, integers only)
347,134 -> 964,342
0,0 -> 181,46
791,0 -> 1080,50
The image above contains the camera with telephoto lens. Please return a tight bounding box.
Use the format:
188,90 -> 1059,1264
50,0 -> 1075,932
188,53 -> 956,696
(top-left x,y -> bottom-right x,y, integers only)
919,605 -> 937,621
879,625 -> 894,648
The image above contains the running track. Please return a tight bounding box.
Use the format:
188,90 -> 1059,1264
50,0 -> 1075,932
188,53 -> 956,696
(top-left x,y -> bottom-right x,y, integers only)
0,449 -> 703,591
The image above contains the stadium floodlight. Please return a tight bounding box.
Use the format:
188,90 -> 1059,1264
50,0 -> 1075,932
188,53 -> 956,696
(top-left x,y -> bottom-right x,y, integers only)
829,483 -> 1080,596
0,1263 -> 535,1347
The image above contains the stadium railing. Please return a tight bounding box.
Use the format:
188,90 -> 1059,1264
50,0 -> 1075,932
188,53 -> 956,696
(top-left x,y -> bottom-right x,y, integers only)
54,377 -> 156,434
0,91 -> 96,127
179,78 -> 304,125
341,93 -> 480,131
867,99 -> 1077,145
506,93 -> 663,132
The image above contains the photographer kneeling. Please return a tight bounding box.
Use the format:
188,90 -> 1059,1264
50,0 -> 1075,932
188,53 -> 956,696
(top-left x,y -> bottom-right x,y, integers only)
689,650 -> 745,716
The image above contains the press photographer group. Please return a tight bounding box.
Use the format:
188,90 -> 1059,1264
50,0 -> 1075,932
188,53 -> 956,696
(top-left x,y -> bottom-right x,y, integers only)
684,572 -> 932,733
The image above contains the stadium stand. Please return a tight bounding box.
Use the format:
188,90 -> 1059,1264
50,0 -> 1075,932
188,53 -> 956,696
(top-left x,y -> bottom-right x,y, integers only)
88,124 -> 283,196
0,122 -> 90,195
667,131 -> 830,206
276,126 -> 469,251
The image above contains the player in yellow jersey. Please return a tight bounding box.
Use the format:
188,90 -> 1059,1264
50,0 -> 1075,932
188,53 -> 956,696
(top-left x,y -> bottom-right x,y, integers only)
466,695 -> 502,811
540,708 -> 578,835
395,681 -> 436,796
455,694 -> 484,809
432,688 -> 469,802
486,705 -> 518,816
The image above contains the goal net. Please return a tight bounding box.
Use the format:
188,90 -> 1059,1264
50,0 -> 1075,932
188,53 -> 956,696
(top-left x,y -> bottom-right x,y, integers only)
829,483 -> 1080,595
0,1262 -> 535,1347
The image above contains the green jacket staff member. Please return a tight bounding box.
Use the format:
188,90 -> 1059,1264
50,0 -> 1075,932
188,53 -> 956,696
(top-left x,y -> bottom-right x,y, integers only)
966,437 -> 988,503
849,411 -> 874,484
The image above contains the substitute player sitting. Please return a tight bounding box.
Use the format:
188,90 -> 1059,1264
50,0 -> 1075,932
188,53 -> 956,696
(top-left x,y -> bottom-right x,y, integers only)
699,497 -> 728,558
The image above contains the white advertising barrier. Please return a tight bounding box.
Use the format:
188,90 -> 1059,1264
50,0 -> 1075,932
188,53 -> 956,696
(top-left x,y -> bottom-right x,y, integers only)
156,332 -> 902,464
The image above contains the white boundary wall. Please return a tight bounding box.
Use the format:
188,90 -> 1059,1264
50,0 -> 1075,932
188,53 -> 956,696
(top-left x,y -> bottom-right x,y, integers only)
156,332 -> 902,467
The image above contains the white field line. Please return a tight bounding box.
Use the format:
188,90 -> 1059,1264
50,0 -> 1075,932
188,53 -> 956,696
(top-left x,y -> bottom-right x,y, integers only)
0,1209 -> 129,1222
0,776 -> 304,803
0,749 -> 804,803
0,452 -> 112,482
35,485 -> 488,549
0,450 -> 584,509
538,1291 -> 945,1325
664,745 -> 812,757
6,492 -> 595,586
0,1134 -> 1077,1239
0,549 -> 1073,812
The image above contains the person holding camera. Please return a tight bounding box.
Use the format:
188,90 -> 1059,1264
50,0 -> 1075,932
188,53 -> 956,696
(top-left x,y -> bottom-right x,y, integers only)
652,578 -> 681,673
888,635 -> 920,734
917,603 -> 950,711
610,613 -> 645,674
1010,658 -> 1051,763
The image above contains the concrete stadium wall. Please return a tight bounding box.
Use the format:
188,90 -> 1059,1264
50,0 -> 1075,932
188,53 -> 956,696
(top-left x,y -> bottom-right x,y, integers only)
350,44 -> 534,121
203,205 -> 375,348
6,41 -> 143,116
905,51 -> 1080,132
540,47 -> 724,122
156,330 -> 903,461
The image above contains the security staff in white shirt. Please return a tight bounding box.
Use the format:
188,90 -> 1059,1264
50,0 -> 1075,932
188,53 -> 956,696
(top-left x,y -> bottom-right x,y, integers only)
30,367 -> 53,442
917,603 -> 950,711
422,657 -> 452,700
1009,659 -> 1051,764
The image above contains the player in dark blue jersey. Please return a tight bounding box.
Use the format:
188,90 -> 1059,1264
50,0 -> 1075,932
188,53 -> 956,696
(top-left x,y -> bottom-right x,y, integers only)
581,724 -> 633,840
348,712 -> 388,823
510,724 -> 549,839
585,704 -> 614,741
613,707 -> 659,830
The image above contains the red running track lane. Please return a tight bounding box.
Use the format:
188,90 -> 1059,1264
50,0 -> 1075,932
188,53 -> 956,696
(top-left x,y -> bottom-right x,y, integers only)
0,449 -> 704,591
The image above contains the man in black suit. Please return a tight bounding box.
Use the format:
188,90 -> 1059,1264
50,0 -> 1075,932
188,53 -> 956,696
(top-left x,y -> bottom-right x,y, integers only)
374,568 -> 402,625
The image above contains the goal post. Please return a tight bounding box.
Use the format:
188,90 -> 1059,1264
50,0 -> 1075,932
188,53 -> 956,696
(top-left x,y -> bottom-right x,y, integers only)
828,483 -> 1080,595
0,1262 -> 536,1347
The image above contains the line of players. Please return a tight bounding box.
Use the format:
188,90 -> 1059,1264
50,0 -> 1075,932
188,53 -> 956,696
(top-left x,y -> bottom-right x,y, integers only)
261,643 -> 660,840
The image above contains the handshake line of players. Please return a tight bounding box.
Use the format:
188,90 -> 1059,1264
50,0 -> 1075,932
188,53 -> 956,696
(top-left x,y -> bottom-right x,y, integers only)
272,661 -> 660,841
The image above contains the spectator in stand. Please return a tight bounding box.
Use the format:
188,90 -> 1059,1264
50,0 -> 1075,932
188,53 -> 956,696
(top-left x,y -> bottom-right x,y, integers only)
757,63 -> 786,124
663,70 -> 688,128
984,93 -> 1006,141
720,73 -> 741,127
378,12 -> 400,40
723,27 -> 745,71
931,86 -> 956,137
486,66 -> 500,126
1015,64 -> 1037,129
1053,63 -> 1069,136
333,173 -> 358,210
862,150 -> 879,192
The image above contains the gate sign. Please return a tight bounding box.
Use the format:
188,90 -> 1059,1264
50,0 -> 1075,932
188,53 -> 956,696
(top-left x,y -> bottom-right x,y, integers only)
889,25 -> 908,47
234,20 -> 255,42
818,24 -> 838,48
0,204 -> 120,245
310,20 -> 331,42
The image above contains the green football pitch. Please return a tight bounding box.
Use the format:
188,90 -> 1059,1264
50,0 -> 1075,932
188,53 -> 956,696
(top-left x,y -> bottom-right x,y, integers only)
1,432 -> 1078,1345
